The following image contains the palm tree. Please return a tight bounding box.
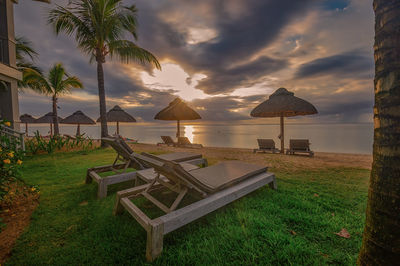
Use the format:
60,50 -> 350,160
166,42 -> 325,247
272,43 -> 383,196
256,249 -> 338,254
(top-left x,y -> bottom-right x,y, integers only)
23,63 -> 83,135
358,0 -> 400,264
48,0 -> 160,146
15,36 -> 43,87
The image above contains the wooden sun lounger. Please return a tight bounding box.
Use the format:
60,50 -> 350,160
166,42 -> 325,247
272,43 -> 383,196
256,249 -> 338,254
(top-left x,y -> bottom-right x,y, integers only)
177,137 -> 203,148
286,139 -> 314,157
86,137 -> 207,198
157,136 -> 177,146
253,139 -> 280,153
114,153 -> 276,261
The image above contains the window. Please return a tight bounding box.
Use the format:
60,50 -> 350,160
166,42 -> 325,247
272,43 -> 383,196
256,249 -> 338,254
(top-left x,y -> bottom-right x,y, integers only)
0,0 -> 9,65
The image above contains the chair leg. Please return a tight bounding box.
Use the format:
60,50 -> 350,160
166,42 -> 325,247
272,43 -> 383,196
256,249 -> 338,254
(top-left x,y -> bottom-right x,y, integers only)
146,220 -> 164,262
269,177 -> 278,190
98,180 -> 108,199
85,170 -> 92,184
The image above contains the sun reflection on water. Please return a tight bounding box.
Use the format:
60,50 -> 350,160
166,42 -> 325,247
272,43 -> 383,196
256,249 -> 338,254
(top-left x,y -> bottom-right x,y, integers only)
184,125 -> 194,143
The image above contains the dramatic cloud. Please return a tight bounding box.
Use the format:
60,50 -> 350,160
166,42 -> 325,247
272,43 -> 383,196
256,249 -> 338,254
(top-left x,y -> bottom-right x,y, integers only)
294,51 -> 373,79
14,0 -> 374,123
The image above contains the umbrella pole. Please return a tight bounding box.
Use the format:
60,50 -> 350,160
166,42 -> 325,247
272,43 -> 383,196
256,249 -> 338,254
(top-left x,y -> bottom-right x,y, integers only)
76,124 -> 81,136
25,123 -> 28,136
117,121 -> 119,135
280,116 -> 284,153
176,120 -> 180,138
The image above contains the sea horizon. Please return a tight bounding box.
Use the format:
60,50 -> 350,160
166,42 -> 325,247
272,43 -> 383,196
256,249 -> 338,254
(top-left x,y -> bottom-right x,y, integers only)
25,122 -> 373,155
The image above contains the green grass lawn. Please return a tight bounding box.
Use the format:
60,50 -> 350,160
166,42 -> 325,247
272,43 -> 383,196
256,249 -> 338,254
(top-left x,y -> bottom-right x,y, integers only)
6,148 -> 369,265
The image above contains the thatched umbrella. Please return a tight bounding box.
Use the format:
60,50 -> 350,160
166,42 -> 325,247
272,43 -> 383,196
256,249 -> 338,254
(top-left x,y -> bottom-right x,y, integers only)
36,112 -> 63,136
20,114 -> 36,135
61,110 -> 95,136
251,88 -> 318,153
96,105 -> 136,135
154,98 -> 201,138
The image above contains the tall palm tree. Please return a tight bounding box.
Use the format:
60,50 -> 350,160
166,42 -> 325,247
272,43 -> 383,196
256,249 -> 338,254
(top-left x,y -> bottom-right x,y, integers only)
23,63 -> 83,135
48,0 -> 160,146
358,0 -> 400,264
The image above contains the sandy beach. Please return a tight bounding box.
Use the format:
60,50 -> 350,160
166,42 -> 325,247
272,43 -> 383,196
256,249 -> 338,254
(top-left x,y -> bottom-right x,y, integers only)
129,143 -> 373,171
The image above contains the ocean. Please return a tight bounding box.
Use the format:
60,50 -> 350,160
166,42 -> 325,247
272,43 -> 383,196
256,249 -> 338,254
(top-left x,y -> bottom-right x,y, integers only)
26,122 -> 374,155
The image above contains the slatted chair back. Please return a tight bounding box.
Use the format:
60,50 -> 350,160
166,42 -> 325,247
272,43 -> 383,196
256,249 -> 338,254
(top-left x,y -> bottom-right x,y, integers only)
161,136 -> 175,145
102,137 -> 132,161
138,153 -> 209,197
290,139 -> 310,151
178,137 -> 192,145
257,139 -> 275,150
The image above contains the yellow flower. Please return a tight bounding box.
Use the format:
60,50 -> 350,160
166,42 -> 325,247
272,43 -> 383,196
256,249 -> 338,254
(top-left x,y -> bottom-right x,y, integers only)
8,152 -> 14,158
31,187 -> 36,192
4,121 -> 11,127
3,159 -> 11,164
17,159 -> 23,165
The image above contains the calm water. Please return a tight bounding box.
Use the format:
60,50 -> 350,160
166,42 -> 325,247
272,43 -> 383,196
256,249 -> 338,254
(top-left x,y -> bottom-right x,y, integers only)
26,123 -> 373,154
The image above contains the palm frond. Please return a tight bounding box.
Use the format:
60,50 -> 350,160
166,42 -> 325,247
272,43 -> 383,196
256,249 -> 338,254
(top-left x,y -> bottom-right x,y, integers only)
47,0 -> 159,67
22,68 -> 52,94
16,36 -> 38,61
108,40 -> 161,69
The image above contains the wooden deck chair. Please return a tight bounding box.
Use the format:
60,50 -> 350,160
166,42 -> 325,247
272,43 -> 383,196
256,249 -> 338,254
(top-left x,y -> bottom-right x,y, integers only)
177,137 -> 203,148
286,139 -> 314,157
113,153 -> 277,261
253,139 -> 280,153
86,137 -> 207,198
158,136 -> 177,146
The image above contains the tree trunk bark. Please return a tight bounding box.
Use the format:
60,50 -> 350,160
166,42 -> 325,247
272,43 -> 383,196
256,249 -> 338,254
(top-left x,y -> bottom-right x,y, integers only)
176,120 -> 180,138
358,0 -> 400,264
52,94 -> 60,136
97,60 -> 108,147
280,115 -> 284,153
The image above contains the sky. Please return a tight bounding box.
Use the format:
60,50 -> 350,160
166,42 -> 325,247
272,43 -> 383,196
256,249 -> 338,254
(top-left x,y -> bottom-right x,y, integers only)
14,0 -> 374,124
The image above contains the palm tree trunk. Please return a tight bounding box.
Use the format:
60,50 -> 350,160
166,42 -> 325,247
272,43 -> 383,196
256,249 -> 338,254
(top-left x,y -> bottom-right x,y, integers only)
52,94 -> 60,136
358,0 -> 400,264
97,60 -> 108,147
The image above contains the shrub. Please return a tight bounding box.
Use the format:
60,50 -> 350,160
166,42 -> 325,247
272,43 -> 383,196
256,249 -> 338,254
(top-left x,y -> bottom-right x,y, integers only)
0,119 -> 24,200
25,131 -> 94,155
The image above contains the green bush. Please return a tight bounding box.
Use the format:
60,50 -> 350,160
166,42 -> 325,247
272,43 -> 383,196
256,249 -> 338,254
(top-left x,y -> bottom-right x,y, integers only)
0,119 -> 24,199
25,131 -> 94,155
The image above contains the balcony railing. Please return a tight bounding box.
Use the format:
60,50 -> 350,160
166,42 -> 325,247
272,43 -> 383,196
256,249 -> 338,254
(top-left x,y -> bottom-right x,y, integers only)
0,37 -> 9,65
0,124 -> 25,151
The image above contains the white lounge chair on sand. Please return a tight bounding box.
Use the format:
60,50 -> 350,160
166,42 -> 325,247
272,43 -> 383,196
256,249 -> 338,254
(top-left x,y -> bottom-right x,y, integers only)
253,139 -> 280,153
113,153 -> 277,261
286,139 -> 314,157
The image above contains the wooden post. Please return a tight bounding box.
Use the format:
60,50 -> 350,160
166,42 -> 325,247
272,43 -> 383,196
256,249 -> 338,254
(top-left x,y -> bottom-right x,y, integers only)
50,123 -> 53,136
25,122 -> 28,136
280,115 -> 284,153
146,219 -> 164,262
116,121 -> 120,135
176,120 -> 180,138
76,124 -> 81,136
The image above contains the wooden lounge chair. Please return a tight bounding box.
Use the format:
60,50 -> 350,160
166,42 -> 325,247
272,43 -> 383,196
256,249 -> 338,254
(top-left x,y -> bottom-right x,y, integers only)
113,153 -> 277,261
253,139 -> 280,153
286,139 -> 314,157
158,136 -> 177,146
86,136 -> 207,198
177,137 -> 203,148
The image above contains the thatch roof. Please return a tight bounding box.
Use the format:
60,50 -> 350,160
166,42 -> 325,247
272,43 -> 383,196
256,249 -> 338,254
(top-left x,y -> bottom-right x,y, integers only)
20,114 -> 36,123
96,105 -> 136,123
251,88 -> 318,118
61,111 -> 95,125
154,98 -> 201,121
36,112 -> 63,123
